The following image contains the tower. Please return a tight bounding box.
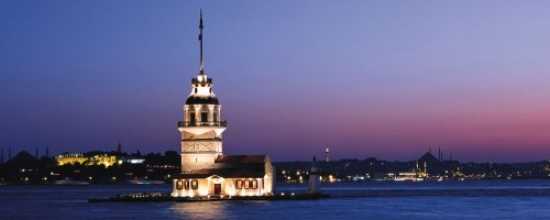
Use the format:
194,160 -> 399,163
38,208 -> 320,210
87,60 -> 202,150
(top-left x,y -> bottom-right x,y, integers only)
325,146 -> 330,162
178,10 -> 227,174
308,157 -> 321,194
117,142 -> 122,155
424,161 -> 428,176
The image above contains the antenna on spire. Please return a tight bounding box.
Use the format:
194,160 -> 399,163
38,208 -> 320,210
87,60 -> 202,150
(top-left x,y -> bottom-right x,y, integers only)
198,9 -> 205,74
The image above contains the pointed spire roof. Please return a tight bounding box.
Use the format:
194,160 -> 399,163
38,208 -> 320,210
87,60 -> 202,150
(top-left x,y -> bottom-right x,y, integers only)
198,9 -> 205,75
185,10 -> 219,105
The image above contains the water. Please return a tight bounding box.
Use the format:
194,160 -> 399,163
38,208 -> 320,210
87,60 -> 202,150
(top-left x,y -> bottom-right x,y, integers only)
1,180 -> 549,219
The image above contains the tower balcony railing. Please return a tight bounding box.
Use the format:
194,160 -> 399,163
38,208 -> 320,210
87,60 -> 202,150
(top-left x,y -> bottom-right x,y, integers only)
192,78 -> 212,84
178,120 -> 227,127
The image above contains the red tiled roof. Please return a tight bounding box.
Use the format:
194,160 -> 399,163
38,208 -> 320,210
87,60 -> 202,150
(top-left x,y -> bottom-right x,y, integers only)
215,155 -> 267,164
174,168 -> 265,179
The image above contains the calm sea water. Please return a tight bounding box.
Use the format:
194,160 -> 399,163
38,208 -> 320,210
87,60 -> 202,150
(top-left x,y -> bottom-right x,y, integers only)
1,180 -> 549,219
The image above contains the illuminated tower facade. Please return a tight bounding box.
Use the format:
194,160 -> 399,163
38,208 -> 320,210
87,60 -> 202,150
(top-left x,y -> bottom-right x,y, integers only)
325,146 -> 330,162
178,11 -> 227,173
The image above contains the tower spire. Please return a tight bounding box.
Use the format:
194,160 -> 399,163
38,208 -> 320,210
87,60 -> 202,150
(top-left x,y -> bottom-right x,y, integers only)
199,9 -> 205,74
325,145 -> 330,163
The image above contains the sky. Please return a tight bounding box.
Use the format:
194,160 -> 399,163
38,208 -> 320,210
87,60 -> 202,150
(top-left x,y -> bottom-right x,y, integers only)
2,1 -> 550,163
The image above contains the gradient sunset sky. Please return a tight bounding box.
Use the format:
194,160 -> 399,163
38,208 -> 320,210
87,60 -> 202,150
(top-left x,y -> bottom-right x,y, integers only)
2,1 -> 550,162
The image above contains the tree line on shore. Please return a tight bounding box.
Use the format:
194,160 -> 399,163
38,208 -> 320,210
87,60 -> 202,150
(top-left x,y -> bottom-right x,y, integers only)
1,150 -> 549,185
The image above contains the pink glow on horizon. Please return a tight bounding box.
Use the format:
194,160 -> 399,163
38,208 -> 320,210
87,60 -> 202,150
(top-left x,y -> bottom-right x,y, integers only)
2,1 -> 550,162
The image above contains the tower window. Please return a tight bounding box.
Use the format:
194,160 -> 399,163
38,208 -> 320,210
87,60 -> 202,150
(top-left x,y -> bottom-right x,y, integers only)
201,112 -> 208,122
189,112 -> 196,123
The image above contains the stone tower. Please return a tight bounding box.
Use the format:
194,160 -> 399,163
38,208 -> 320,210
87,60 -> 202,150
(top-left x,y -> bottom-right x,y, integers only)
178,10 -> 227,174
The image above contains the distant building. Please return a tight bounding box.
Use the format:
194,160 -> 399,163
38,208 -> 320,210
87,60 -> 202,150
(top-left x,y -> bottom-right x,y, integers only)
417,151 -> 442,178
171,12 -> 275,198
119,156 -> 145,164
56,153 -> 117,167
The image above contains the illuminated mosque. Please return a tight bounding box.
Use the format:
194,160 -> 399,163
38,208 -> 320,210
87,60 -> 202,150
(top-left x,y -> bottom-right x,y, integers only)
171,11 -> 275,198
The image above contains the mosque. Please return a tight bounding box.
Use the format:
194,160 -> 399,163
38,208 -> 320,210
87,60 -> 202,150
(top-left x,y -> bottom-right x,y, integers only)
171,12 -> 275,198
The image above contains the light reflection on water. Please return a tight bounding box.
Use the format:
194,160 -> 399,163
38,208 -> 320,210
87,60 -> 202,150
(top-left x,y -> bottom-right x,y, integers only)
171,201 -> 231,220
1,181 -> 550,219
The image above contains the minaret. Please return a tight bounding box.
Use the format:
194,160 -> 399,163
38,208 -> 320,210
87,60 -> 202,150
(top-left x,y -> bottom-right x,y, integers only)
117,142 -> 122,155
178,10 -> 227,174
424,161 -> 427,176
325,146 -> 330,162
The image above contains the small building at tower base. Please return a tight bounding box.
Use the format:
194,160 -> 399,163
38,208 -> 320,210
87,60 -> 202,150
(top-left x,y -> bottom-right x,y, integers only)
172,155 -> 275,198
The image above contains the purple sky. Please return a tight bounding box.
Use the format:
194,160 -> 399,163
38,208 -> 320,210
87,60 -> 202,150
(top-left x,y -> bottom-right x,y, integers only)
2,1 -> 550,162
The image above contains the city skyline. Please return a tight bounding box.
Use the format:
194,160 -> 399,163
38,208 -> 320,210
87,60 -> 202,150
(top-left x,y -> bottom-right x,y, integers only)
2,1 -> 550,162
